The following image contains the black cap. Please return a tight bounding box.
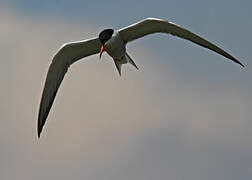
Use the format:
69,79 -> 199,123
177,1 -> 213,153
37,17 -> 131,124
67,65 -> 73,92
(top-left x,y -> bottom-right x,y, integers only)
99,29 -> 114,45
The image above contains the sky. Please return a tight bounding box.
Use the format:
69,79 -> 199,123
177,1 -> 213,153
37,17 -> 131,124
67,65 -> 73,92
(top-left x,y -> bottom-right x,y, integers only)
1,0 -> 252,180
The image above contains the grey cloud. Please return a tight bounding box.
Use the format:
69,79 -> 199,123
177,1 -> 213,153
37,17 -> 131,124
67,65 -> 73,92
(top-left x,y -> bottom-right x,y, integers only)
1,6 -> 252,180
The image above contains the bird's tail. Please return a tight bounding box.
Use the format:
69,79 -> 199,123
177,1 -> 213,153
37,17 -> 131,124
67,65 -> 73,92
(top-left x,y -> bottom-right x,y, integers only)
114,60 -> 122,76
113,53 -> 138,76
125,52 -> 139,70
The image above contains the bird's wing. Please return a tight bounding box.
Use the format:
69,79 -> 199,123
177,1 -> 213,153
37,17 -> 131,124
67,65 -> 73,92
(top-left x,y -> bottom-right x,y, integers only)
38,37 -> 101,137
118,18 -> 244,67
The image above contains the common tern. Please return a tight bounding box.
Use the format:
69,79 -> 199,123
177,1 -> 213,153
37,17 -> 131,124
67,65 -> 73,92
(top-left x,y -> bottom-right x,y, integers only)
37,18 -> 244,137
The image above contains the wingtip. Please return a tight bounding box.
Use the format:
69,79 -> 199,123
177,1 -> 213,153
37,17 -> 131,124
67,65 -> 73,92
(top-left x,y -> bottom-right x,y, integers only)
240,62 -> 245,68
37,118 -> 43,138
230,56 -> 245,68
37,126 -> 42,138
236,60 -> 245,68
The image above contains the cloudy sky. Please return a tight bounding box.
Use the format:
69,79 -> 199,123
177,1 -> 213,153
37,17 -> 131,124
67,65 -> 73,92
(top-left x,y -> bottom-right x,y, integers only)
1,0 -> 252,180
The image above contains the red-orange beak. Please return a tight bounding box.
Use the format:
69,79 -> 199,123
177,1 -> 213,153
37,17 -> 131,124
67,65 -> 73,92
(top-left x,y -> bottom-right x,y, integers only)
99,45 -> 105,59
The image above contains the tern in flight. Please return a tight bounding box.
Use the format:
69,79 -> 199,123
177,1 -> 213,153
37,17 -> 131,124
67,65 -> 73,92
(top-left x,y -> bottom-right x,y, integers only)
37,18 -> 244,137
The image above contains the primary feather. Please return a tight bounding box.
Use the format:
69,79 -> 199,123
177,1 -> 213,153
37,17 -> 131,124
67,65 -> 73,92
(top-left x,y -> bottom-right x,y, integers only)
38,38 -> 101,137
119,18 -> 244,67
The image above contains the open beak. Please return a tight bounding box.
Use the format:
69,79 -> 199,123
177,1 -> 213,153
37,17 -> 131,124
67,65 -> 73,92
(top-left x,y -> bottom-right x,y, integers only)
99,45 -> 105,59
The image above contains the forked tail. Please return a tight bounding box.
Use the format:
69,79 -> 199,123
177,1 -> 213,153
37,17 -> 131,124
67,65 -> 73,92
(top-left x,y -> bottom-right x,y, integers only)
125,52 -> 139,70
113,53 -> 139,76
114,60 -> 122,76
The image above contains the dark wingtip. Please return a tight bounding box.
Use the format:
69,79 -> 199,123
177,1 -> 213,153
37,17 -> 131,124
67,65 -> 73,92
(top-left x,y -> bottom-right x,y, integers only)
231,57 -> 245,68
37,124 -> 42,138
235,59 -> 245,68
37,115 -> 44,139
239,62 -> 245,68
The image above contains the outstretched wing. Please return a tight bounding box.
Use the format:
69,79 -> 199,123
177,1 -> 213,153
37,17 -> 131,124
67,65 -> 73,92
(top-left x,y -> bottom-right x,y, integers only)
118,18 -> 244,67
38,38 -> 101,137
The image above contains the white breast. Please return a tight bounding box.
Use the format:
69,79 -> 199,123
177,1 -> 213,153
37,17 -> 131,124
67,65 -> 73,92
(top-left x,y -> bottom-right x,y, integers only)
105,31 -> 126,59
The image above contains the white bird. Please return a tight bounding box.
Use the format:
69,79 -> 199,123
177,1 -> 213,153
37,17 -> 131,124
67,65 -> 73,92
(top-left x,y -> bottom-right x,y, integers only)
37,18 -> 244,137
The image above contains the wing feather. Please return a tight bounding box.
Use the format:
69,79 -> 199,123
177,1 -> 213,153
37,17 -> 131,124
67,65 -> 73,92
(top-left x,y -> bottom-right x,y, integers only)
118,18 -> 244,67
38,37 -> 101,137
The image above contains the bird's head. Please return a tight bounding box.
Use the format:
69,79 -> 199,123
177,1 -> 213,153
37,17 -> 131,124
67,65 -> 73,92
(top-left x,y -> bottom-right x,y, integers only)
98,29 -> 114,59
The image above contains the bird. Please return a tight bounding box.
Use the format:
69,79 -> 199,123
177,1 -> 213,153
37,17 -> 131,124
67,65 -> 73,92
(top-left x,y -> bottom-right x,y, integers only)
37,18 -> 244,138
